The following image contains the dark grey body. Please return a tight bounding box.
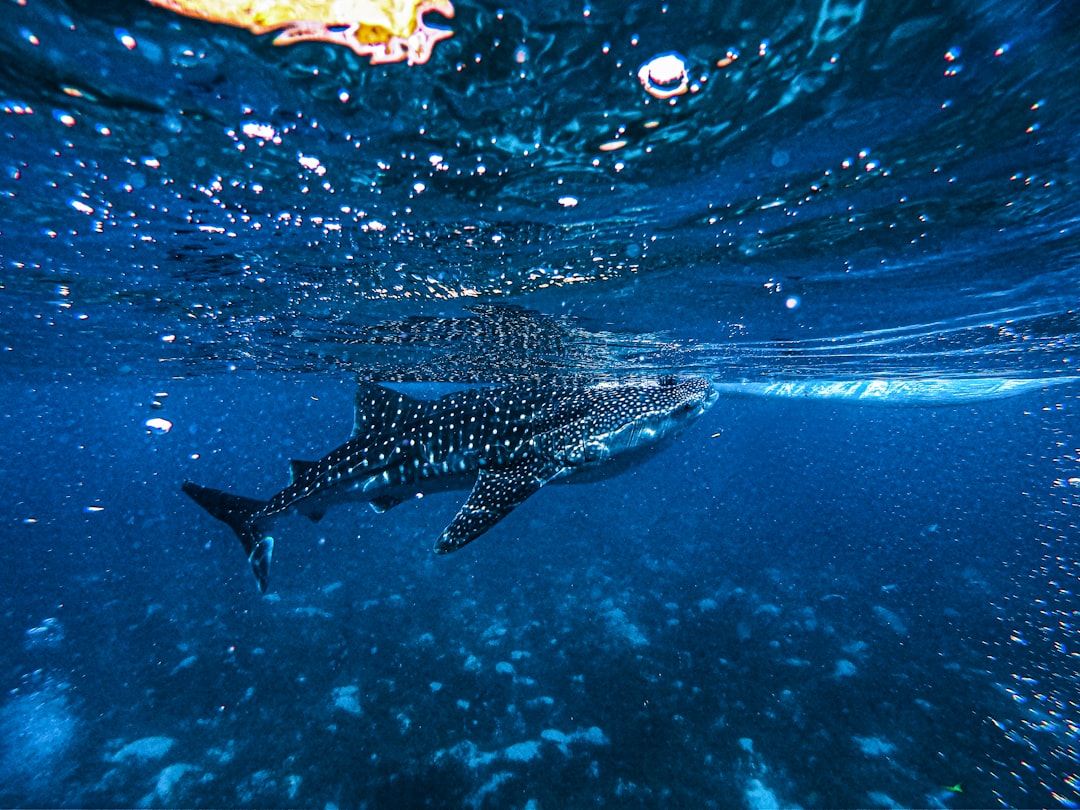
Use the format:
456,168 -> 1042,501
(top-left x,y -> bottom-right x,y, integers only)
183,377 -> 717,592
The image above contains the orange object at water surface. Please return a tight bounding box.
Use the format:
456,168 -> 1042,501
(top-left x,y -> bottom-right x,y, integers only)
147,0 -> 454,64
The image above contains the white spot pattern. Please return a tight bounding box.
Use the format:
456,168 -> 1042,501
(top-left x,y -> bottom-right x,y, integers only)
190,378 -> 716,589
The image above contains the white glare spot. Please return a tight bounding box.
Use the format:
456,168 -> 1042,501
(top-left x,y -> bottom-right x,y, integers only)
241,121 -> 277,140
557,195 -> 579,208
785,296 -> 801,310
115,29 -> 136,50
145,417 -> 173,434
298,154 -> 326,175
637,52 -> 689,99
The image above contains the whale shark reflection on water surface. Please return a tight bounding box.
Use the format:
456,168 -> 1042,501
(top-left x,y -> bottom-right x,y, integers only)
183,376 -> 717,592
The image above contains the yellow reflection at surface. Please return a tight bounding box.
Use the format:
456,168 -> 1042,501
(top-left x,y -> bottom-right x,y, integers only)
147,0 -> 454,64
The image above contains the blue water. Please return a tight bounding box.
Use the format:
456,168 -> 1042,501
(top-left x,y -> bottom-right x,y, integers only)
1,0 -> 1078,807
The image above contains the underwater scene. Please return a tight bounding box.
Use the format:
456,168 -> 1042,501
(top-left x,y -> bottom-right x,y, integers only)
0,0 -> 1078,807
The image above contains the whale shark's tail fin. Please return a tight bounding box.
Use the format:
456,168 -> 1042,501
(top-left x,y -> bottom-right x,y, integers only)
182,481 -> 273,593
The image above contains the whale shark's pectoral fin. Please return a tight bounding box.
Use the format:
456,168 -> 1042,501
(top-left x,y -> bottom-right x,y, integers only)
434,457 -> 565,553
369,494 -> 408,513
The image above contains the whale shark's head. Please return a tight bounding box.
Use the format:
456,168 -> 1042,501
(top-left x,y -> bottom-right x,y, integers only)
562,376 -> 717,467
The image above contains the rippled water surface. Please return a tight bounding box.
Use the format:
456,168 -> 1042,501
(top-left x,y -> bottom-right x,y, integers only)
1,0 -> 1078,807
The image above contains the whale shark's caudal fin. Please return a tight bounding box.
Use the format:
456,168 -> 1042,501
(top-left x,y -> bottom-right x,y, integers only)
182,481 -> 273,593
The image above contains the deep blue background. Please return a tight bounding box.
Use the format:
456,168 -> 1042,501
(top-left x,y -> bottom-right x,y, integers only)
1,0 -> 1078,805
2,372 -> 1075,807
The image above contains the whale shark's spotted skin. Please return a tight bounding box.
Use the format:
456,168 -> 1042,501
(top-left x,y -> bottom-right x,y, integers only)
183,377 -> 717,592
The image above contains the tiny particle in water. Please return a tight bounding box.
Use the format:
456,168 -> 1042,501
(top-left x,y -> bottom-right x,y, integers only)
83,505 -> 104,513
145,417 -> 173,434
785,296 -> 800,310
716,47 -> 739,68
115,28 -> 136,50
557,195 -> 579,208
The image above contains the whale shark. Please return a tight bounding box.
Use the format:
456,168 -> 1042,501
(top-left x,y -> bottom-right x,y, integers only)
183,376 -> 717,592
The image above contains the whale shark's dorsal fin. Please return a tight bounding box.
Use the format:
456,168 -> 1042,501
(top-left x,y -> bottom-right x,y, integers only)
433,455 -> 566,553
289,459 -> 320,483
353,383 -> 423,438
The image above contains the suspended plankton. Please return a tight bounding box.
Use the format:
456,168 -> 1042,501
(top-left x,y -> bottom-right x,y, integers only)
637,51 -> 689,99
144,417 -> 173,434
146,0 -> 454,65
